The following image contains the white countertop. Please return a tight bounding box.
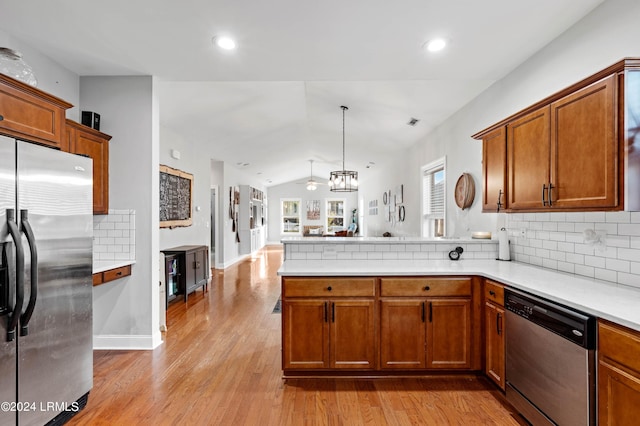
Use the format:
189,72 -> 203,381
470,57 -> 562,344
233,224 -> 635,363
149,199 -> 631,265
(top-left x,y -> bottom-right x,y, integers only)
282,236 -> 497,244
278,259 -> 640,332
93,260 -> 136,274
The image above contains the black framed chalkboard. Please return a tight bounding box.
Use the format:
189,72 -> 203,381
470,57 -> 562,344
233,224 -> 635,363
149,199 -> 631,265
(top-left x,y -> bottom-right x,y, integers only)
160,165 -> 193,228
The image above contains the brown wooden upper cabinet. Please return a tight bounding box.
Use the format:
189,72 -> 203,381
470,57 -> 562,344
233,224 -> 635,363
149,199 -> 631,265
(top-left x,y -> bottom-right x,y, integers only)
508,75 -> 616,210
0,74 -> 71,149
481,127 -> 507,212
474,59 -> 632,212
66,119 -> 111,214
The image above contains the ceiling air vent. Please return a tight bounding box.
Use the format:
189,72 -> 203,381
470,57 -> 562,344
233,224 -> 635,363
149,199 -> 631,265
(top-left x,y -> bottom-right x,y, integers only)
407,117 -> 419,126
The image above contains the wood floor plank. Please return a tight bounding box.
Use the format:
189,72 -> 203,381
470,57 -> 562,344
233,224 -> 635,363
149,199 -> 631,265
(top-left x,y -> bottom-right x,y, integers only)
67,245 -> 523,425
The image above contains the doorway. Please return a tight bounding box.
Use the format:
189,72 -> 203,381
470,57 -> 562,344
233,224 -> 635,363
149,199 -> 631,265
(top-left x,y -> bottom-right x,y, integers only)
210,187 -> 217,267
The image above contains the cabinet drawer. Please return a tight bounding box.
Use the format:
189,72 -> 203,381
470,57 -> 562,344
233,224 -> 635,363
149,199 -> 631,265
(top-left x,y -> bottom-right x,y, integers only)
92,273 -> 103,286
283,277 -> 376,298
380,277 -> 471,297
484,279 -> 504,306
102,265 -> 132,283
599,320 -> 640,374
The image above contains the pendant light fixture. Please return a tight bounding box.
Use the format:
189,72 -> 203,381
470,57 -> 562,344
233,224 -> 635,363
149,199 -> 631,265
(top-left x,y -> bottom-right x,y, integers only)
306,160 -> 318,191
329,106 -> 358,192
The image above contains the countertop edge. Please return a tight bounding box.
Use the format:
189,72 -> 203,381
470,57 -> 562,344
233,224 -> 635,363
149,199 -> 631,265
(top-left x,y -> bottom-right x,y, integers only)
93,260 -> 136,274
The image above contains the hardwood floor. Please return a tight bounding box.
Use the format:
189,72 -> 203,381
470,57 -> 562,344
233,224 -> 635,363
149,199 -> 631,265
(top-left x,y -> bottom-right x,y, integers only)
68,245 -> 523,425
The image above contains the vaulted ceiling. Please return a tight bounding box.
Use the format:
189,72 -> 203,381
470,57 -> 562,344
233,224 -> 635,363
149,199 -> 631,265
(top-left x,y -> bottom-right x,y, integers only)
0,0 -> 605,185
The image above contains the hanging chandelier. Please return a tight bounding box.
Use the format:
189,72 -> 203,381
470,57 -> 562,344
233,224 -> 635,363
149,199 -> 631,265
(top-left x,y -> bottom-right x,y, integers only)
329,105 -> 358,192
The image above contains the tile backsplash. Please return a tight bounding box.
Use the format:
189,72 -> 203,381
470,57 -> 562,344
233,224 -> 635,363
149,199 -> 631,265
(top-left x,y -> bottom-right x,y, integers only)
506,211 -> 640,289
93,209 -> 136,261
284,240 -> 498,261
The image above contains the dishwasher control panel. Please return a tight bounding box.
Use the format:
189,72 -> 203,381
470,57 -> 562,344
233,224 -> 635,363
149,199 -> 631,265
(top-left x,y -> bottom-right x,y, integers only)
505,290 -> 596,349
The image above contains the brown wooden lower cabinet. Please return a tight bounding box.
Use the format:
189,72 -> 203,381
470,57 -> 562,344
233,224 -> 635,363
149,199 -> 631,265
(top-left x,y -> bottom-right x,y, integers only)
598,320 -> 640,425
380,298 -> 472,370
282,298 -> 376,370
484,301 -> 505,390
484,279 -> 506,390
282,276 -> 478,375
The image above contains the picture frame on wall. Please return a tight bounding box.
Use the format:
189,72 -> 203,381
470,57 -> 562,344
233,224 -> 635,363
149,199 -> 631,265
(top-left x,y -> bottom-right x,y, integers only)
306,200 -> 321,220
395,184 -> 403,205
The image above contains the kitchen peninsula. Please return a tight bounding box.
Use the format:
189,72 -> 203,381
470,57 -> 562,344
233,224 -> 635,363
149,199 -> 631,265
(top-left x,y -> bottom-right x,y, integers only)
278,236 -> 640,424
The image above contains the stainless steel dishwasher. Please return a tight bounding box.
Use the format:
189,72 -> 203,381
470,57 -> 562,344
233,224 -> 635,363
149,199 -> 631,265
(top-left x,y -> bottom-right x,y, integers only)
505,289 -> 596,425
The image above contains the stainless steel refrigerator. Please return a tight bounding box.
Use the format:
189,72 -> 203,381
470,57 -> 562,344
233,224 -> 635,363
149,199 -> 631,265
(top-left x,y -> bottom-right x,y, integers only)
0,135 -> 93,425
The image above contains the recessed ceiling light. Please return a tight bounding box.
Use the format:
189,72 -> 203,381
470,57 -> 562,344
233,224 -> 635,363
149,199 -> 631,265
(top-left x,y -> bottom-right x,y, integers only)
213,36 -> 236,50
424,38 -> 447,53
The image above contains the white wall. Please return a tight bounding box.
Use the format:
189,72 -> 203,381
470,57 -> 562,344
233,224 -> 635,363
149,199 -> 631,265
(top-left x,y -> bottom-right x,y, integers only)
358,153 -> 420,238
397,0 -> 640,286
80,76 -> 161,349
0,29 -> 80,120
266,178 -> 358,243
159,126 -> 211,251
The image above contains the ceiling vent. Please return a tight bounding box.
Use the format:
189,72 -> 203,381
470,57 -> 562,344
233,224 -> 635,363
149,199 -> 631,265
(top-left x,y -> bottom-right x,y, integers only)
407,118 -> 419,126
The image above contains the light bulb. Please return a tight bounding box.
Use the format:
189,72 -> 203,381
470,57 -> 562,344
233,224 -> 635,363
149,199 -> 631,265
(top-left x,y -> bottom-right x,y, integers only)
425,38 -> 446,52
214,36 -> 236,50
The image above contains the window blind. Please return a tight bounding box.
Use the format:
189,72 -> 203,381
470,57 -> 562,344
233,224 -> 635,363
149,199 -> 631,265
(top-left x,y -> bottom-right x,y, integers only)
423,167 -> 444,219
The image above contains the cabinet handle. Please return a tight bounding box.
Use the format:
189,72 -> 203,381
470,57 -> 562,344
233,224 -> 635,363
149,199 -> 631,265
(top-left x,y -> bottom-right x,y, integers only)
548,183 -> 554,207
421,302 -> 425,323
423,286 -> 430,291
331,303 -> 335,323
497,313 -> 502,335
327,286 -> 332,292
324,302 -> 328,323
489,290 -> 495,296
116,271 -> 122,276
542,184 -> 548,206
429,302 -> 433,323
497,189 -> 503,212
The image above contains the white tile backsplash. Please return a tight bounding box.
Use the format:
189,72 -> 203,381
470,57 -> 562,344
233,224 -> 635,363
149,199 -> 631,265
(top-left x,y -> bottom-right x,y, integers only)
283,241 -> 498,262
93,210 -> 136,261
507,212 -> 640,289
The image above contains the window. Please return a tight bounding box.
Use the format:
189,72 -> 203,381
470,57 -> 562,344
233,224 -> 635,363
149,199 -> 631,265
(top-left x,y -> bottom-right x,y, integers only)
421,158 -> 446,237
281,199 -> 301,234
326,199 -> 345,233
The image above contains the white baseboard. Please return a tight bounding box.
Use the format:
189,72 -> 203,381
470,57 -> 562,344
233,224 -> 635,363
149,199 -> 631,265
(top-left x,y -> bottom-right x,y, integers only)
93,333 -> 163,350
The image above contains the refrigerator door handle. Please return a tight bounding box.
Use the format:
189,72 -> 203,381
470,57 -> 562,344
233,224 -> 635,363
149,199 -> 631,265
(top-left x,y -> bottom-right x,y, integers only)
19,209 -> 37,337
6,209 -> 24,342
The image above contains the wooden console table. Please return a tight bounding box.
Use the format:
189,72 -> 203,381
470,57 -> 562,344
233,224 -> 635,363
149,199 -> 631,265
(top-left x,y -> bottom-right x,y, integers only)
161,245 -> 209,304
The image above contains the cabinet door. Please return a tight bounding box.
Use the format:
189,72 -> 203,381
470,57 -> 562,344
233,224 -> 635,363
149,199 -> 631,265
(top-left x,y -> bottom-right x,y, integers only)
485,302 -> 505,390
507,107 -> 550,210
282,300 -> 329,369
427,298 -> 472,369
0,76 -> 70,148
185,252 -> 196,294
551,74 -> 617,208
331,300 -> 376,369
194,247 -> 208,286
482,127 -> 507,212
598,360 -> 640,425
67,122 -> 110,214
380,299 -> 426,369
